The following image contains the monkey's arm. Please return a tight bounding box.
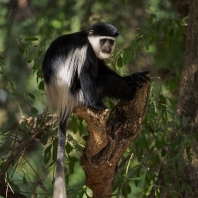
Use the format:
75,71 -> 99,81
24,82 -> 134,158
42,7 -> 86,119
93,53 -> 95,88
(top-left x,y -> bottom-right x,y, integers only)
98,60 -> 150,88
98,60 -> 122,78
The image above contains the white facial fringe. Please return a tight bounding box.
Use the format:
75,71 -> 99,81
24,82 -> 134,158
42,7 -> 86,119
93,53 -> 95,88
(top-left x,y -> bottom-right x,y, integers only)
88,35 -> 116,59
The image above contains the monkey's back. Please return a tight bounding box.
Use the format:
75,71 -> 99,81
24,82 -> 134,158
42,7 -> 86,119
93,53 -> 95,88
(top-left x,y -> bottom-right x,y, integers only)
42,32 -> 88,119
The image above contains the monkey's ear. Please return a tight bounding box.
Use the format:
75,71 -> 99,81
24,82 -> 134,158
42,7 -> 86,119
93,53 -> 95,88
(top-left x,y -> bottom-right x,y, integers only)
89,30 -> 94,35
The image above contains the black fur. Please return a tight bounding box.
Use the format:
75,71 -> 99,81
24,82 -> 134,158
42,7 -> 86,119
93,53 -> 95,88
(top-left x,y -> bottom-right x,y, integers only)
42,31 -> 87,84
42,22 -> 149,111
87,22 -> 119,36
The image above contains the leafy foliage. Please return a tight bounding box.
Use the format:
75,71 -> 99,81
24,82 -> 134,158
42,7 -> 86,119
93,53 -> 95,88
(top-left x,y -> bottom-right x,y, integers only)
115,80 -> 194,197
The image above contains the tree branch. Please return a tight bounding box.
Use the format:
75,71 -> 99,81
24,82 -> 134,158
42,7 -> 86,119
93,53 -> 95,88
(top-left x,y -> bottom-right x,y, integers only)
0,112 -> 57,198
74,80 -> 150,197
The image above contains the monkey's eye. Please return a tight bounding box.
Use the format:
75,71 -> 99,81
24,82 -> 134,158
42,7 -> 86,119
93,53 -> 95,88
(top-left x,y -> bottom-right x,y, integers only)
109,39 -> 114,45
100,39 -> 107,45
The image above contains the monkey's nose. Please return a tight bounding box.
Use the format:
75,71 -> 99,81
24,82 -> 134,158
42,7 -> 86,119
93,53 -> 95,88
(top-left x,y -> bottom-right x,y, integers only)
103,48 -> 111,54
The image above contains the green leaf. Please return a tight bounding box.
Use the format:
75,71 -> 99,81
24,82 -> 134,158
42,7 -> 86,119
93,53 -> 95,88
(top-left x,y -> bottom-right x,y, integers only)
150,13 -> 157,19
186,146 -> 192,162
41,132 -> 49,145
182,116 -> 188,127
171,138 -> 180,151
117,56 -> 123,68
11,182 -> 20,193
78,119 -> 84,136
156,134 -> 163,149
52,140 -> 58,162
44,145 -> 52,165
20,120 -> 26,129
38,50 -> 43,57
27,92 -> 35,99
122,183 -> 131,196
68,156 -> 78,174
66,142 -> 73,154
145,44 -> 149,50
22,128 -> 30,139
163,169 -> 170,183
131,40 -> 137,48
133,49 -> 136,60
154,186 -> 160,198
161,147 -> 167,157
72,116 -> 78,134
31,107 -> 38,114
25,37 -> 38,41
173,180 -> 180,192
39,80 -> 44,90
23,175 -> 28,185
18,46 -> 25,54
182,182 -> 193,194
27,56 -> 33,63
139,135 -> 148,148
123,48 -> 132,64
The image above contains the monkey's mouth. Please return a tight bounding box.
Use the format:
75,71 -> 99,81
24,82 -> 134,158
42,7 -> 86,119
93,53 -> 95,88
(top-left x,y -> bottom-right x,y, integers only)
102,49 -> 111,54
98,52 -> 111,60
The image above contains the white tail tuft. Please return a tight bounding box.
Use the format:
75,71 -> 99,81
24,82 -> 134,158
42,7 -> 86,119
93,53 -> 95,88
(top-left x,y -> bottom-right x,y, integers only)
53,175 -> 67,198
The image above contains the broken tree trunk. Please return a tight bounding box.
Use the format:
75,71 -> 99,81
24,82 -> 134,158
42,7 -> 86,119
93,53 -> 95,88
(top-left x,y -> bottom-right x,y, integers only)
74,81 -> 150,197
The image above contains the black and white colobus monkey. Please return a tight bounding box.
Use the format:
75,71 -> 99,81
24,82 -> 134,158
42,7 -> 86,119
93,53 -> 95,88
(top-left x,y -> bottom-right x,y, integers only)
42,22 -> 149,198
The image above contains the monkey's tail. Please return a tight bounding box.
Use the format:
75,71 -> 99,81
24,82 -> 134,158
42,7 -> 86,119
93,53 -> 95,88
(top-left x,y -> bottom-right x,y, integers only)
53,116 -> 68,198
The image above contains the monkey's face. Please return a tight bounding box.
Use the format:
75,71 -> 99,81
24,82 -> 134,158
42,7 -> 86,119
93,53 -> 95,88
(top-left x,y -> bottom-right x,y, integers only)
88,36 -> 116,60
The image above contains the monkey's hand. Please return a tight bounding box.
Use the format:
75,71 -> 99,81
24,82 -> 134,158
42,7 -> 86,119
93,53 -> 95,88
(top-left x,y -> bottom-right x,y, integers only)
127,71 -> 150,88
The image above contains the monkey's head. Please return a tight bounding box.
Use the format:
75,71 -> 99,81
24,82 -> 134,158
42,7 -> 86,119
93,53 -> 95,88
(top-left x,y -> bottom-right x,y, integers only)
87,22 -> 119,60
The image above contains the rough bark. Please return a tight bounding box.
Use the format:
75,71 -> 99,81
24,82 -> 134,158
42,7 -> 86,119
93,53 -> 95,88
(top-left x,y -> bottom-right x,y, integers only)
74,82 -> 150,197
176,0 -> 198,197
177,0 -> 198,123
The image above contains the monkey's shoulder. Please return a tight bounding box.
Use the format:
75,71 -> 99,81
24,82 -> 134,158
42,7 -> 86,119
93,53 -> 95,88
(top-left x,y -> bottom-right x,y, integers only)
50,31 -> 87,50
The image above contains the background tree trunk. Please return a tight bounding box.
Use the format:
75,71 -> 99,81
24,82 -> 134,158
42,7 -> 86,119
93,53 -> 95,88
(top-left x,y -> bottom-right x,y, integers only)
177,0 -> 198,123
149,1 -> 198,197
177,0 -> 198,197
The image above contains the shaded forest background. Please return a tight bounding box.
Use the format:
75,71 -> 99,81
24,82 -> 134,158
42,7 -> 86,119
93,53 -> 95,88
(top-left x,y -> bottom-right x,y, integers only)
1,0 -> 198,197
